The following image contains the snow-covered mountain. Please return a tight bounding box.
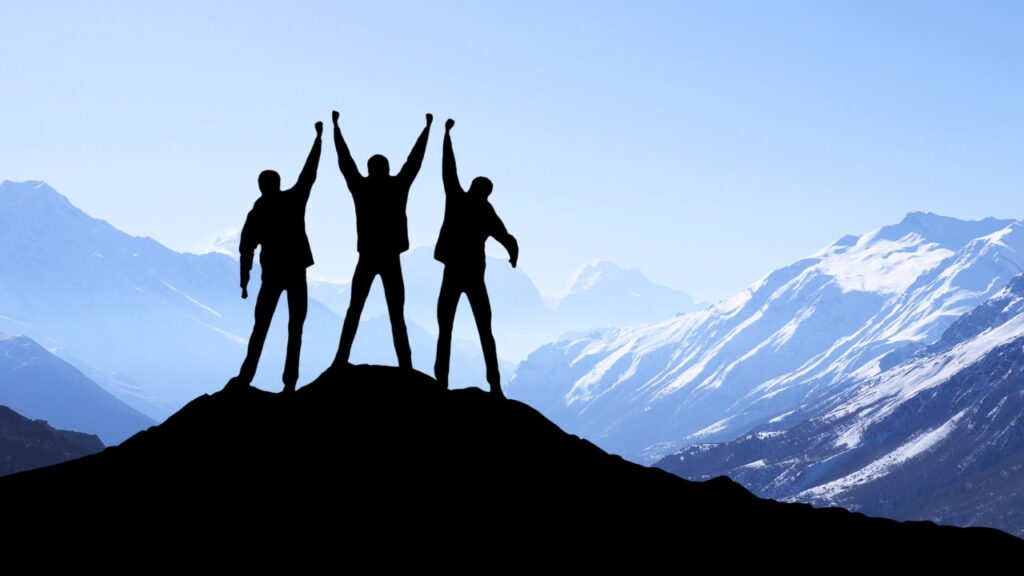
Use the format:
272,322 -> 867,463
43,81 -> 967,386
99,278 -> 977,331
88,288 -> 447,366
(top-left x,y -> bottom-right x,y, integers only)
659,275 -> 1024,537
510,212 -> 1024,462
555,261 -> 698,331
0,333 -> 153,444
205,228 -> 241,258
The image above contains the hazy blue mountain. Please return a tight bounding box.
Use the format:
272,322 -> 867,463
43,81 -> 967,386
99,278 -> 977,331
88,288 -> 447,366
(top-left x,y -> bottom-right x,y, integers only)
0,180 -> 343,416
0,333 -> 152,444
555,261 -> 698,330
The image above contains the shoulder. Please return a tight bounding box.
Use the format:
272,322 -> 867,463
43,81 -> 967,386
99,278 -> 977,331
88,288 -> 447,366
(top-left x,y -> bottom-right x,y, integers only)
245,198 -> 263,219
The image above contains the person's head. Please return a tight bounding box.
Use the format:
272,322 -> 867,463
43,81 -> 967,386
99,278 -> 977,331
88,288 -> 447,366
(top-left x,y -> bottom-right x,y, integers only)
468,176 -> 493,198
368,154 -> 390,177
258,170 -> 281,195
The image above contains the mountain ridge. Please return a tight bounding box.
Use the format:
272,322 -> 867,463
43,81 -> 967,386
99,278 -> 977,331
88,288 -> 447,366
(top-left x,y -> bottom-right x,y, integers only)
3,364 -> 1019,555
659,273 -> 1024,537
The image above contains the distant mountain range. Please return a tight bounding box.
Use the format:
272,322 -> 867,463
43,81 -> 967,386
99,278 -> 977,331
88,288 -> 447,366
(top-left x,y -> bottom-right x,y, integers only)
509,211 -> 1024,534
511,212 -> 1024,462
0,403 -> 104,477
0,333 -> 152,444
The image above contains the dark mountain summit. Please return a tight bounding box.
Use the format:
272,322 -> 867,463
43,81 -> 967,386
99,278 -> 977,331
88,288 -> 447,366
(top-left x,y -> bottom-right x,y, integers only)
3,365 -> 1019,557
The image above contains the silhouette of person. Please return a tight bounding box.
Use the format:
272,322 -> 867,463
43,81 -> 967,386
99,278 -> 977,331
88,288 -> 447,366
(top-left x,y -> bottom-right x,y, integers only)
227,121 -> 323,393
434,119 -> 518,397
331,110 -> 431,370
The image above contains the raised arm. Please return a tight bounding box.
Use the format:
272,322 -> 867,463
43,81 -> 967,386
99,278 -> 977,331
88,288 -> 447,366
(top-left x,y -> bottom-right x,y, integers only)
397,113 -> 433,186
489,208 -> 519,268
332,110 -> 362,186
442,119 -> 463,195
294,121 -> 323,198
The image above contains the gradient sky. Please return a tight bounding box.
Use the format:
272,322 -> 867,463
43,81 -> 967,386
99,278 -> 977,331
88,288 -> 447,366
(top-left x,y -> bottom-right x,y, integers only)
3,1 -> 1023,301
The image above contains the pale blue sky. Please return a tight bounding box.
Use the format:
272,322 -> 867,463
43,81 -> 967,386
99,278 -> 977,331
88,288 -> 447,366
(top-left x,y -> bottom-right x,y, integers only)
2,1 -> 1022,301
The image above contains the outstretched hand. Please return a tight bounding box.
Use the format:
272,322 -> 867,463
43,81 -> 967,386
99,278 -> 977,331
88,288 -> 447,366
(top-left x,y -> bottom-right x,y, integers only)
426,113 -> 434,126
445,118 -> 455,131
315,121 -> 324,137
510,255 -> 518,268
241,286 -> 248,299
332,110 -> 340,124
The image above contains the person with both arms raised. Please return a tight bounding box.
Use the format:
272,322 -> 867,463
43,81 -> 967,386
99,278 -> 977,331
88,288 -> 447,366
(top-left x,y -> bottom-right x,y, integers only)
330,110 -> 432,370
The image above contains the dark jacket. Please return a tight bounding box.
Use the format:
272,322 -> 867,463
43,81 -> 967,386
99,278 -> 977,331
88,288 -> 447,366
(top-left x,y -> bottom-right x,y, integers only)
240,137 -> 321,276
334,123 -> 429,256
434,129 -> 517,269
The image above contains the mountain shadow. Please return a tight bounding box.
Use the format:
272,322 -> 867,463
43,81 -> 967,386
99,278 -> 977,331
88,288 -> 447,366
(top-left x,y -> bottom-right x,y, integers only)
2,364 -> 1020,558
0,405 -> 103,476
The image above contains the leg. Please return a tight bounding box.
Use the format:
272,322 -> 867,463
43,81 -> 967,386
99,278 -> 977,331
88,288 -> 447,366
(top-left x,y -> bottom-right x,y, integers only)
282,272 -> 308,391
335,256 -> 376,366
466,272 -> 502,396
434,268 -> 462,388
380,254 -> 412,369
237,279 -> 284,384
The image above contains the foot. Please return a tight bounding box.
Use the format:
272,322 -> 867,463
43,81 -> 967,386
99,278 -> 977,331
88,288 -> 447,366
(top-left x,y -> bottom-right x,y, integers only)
281,381 -> 296,395
223,376 -> 251,392
327,360 -> 352,373
489,386 -> 505,399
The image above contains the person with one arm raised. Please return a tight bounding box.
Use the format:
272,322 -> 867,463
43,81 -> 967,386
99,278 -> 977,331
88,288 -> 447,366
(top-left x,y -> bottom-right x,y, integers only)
228,120 -> 323,394
331,110 -> 432,370
434,118 -> 518,397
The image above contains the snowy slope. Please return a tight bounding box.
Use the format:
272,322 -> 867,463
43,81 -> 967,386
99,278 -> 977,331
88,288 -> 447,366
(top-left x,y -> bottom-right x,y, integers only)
510,213 -> 1024,461
659,275 -> 1024,536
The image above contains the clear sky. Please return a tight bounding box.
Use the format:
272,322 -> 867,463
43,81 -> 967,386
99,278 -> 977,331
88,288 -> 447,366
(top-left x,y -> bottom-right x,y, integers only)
2,1 -> 1023,302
